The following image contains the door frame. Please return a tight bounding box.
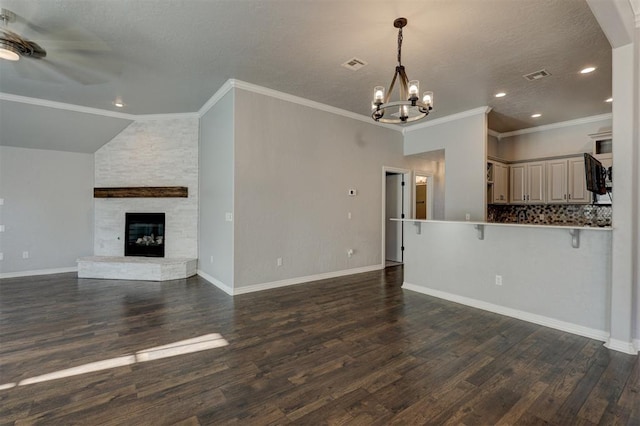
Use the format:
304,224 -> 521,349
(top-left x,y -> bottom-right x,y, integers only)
381,166 -> 412,266
413,170 -> 434,220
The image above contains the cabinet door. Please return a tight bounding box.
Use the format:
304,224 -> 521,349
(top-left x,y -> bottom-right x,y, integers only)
527,162 -> 546,203
510,164 -> 526,204
568,157 -> 590,203
493,163 -> 508,203
546,160 -> 567,203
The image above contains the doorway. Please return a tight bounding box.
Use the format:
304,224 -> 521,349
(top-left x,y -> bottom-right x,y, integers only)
413,171 -> 434,220
382,167 -> 411,267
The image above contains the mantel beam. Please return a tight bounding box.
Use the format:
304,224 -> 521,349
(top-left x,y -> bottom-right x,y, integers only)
94,187 -> 188,198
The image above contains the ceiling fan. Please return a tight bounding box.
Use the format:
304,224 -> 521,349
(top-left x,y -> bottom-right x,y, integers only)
0,7 -> 121,85
0,8 -> 46,60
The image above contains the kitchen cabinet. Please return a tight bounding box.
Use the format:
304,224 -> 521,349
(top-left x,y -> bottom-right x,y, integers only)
487,160 -> 508,204
546,157 -> 590,204
510,161 -> 545,204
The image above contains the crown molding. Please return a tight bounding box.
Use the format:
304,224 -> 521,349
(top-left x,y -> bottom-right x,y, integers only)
0,92 -> 199,122
197,79 -> 402,132
0,92 -> 136,120
402,106 -> 492,134
498,113 -> 612,139
197,79 -> 235,116
487,129 -> 501,139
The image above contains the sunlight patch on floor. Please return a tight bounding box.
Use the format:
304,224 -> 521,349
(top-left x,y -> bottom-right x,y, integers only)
1,333 -> 229,389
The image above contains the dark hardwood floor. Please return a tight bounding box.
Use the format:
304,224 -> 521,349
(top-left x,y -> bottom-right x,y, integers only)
0,267 -> 638,425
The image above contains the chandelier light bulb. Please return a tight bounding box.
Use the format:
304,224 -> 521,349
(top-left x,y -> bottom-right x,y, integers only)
408,80 -> 419,98
373,86 -> 385,103
423,91 -> 433,107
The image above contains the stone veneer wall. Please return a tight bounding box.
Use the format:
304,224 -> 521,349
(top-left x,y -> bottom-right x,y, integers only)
488,204 -> 612,227
94,117 -> 199,258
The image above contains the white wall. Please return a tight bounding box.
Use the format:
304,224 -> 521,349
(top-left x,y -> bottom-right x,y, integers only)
403,222 -> 612,338
404,111 -> 488,221
0,146 -> 94,275
94,117 -> 199,258
498,117 -> 612,161
199,91 -> 235,291
232,88 -> 417,289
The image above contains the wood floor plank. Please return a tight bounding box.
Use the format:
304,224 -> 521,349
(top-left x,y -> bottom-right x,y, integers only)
0,267 -> 637,425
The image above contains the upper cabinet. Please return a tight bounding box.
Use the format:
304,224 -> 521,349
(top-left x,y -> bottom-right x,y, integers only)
546,157 -> 590,204
487,160 -> 508,204
510,161 -> 545,204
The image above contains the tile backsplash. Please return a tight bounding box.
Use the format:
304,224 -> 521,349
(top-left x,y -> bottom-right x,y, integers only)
488,204 -> 612,227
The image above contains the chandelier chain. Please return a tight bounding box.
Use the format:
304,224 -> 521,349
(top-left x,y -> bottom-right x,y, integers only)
397,27 -> 403,66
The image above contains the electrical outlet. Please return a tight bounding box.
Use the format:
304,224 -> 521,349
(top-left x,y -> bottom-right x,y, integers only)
348,212 -> 352,219
495,275 -> 503,286
0,198 -> 4,205
225,212 -> 233,222
0,225 -> 4,232
210,255 -> 214,264
539,214 -> 545,220
347,249 -> 354,258
22,251 -> 29,259
465,213 -> 471,221
277,257 -> 283,267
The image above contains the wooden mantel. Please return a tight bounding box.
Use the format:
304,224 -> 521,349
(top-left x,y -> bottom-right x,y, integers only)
94,186 -> 188,198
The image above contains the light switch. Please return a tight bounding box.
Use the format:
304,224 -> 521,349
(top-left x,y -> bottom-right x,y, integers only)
225,212 -> 233,222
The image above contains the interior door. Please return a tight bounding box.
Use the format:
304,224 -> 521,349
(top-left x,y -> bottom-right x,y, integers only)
385,173 -> 404,263
415,184 -> 427,219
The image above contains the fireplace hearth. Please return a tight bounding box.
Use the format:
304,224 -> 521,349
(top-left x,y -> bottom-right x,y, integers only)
125,213 -> 165,257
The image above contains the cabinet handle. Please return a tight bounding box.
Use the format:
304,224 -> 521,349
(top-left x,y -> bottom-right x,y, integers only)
568,194 -> 571,199
564,194 -> 566,199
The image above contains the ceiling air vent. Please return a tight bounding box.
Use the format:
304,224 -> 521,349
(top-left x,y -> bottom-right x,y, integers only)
341,57 -> 368,71
523,69 -> 551,81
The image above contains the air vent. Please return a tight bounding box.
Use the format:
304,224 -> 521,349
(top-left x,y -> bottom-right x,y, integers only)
523,69 -> 551,81
341,57 -> 368,71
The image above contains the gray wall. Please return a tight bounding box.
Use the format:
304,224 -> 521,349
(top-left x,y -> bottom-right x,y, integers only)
498,118 -> 612,161
232,89 -> 410,288
199,91 -> 235,290
404,112 -> 488,221
0,146 -> 94,275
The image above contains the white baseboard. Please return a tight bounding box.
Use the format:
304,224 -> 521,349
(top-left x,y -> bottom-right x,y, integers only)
196,270 -> 233,295
402,282 -> 612,345
213,264 -> 382,296
233,264 -> 384,295
0,267 -> 78,280
605,338 -> 639,355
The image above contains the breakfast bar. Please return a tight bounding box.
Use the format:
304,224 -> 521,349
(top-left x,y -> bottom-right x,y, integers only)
394,219 -> 613,343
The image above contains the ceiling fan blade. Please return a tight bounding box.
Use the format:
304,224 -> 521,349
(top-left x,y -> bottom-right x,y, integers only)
9,58 -> 71,84
38,56 -> 112,85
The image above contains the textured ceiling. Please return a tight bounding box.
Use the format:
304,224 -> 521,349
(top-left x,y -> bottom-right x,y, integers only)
0,0 -> 612,143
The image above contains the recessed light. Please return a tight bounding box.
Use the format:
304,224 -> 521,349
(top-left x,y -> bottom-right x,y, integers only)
580,67 -> 596,74
605,97 -> 613,103
531,113 -> 542,118
494,92 -> 506,98
113,99 -> 125,108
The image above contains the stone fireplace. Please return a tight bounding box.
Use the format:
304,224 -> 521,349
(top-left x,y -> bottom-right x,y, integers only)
125,212 -> 165,257
77,117 -> 199,281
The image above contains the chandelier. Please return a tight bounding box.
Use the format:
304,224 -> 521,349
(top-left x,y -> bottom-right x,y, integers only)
371,18 -> 433,124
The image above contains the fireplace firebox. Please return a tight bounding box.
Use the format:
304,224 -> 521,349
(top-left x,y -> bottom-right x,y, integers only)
125,213 -> 165,257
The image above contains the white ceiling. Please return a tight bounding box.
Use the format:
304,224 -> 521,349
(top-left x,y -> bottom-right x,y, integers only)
0,0 -> 613,152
